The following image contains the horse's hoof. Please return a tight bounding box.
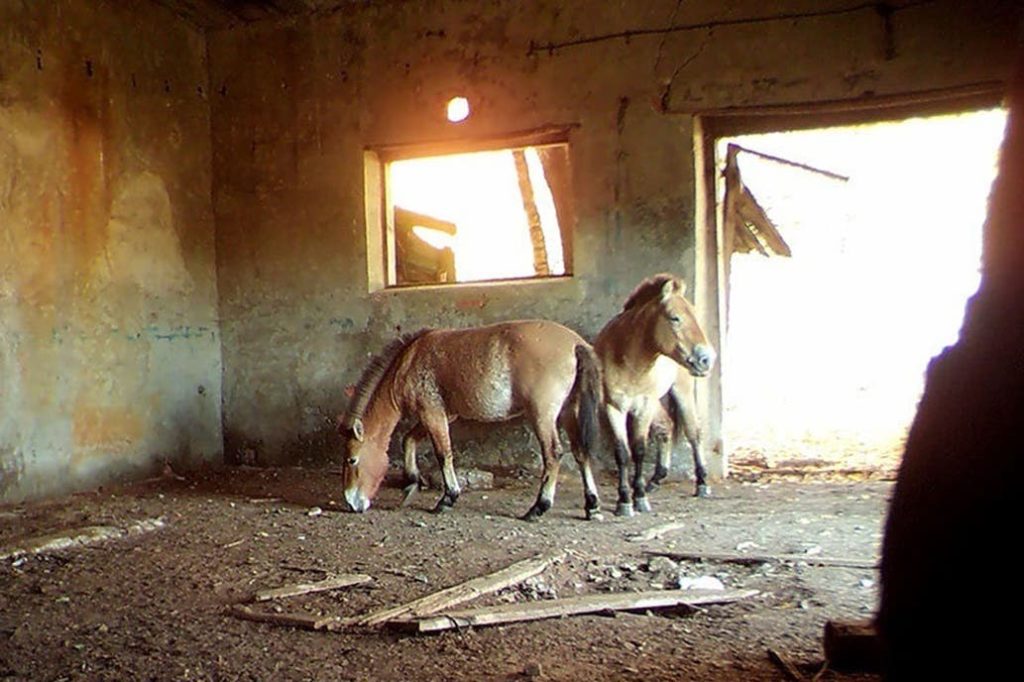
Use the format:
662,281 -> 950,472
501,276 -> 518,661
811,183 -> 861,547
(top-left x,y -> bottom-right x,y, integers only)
695,484 -> 711,498
400,484 -> 418,507
586,509 -> 604,521
644,480 -> 660,494
633,496 -> 652,513
520,511 -> 541,523
615,502 -> 635,518
432,501 -> 453,514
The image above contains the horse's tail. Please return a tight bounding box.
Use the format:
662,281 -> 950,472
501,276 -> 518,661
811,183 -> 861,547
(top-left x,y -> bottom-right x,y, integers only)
572,344 -> 602,454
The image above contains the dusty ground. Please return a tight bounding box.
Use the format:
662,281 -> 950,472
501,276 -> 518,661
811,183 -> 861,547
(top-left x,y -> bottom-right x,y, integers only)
0,465 -> 889,681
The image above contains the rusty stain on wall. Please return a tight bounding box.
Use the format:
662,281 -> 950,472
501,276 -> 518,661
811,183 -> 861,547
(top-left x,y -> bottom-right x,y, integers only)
0,0 -> 222,503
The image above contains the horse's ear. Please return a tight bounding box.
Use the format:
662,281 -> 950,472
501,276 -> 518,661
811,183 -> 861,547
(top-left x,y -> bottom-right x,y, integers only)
660,278 -> 683,301
353,418 -> 365,442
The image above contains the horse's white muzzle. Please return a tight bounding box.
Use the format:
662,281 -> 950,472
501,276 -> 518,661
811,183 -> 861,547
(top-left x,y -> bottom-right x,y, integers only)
681,343 -> 717,376
345,487 -> 371,513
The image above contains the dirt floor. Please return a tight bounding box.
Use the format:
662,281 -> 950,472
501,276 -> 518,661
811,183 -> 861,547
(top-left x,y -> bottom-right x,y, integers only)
0,465 -> 890,681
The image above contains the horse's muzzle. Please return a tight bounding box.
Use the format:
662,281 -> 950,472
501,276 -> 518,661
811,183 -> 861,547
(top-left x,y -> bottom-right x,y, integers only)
344,487 -> 371,513
683,344 -> 716,376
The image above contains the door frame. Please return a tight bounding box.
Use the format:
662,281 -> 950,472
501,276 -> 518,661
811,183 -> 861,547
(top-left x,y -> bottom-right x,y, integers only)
691,83 -> 1004,478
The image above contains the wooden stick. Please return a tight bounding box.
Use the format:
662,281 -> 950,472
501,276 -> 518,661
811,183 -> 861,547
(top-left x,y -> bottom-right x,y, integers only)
251,574 -> 372,603
0,517 -> 167,561
768,648 -> 807,681
646,549 -> 879,570
348,552 -> 564,627
627,521 -> 687,543
389,588 -> 758,634
226,605 -> 334,630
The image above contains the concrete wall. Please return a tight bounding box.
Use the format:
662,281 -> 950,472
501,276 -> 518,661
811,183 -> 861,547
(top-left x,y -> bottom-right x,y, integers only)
207,0 -> 1020,472
0,0 -> 222,502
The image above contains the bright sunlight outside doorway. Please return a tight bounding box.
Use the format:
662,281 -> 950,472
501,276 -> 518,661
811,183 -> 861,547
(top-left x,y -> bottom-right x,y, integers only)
719,108 -> 1007,476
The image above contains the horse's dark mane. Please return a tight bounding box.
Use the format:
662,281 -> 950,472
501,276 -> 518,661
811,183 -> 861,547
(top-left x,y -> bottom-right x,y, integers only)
621,273 -> 679,311
340,329 -> 431,430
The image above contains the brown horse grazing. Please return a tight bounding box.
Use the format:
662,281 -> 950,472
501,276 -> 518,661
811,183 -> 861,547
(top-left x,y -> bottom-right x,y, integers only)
646,369 -> 711,497
594,274 -> 716,516
338,320 -> 603,521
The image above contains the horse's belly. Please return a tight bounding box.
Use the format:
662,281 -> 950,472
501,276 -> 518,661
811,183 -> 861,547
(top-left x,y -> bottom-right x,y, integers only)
450,375 -> 517,421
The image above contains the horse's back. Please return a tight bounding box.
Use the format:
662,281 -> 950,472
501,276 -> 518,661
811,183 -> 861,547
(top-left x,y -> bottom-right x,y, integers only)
400,320 -> 585,422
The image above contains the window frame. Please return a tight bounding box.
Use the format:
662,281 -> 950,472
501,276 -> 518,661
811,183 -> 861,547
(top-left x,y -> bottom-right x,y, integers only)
363,125 -> 578,292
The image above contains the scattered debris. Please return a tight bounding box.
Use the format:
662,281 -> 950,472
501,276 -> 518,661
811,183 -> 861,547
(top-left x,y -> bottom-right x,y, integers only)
645,556 -> 678,574
627,520 -> 686,543
768,647 -> 807,681
523,661 -> 543,679
646,549 -> 879,570
306,507 -> 323,517
249,574 -> 372,603
388,588 -> 759,633
0,517 -> 167,561
516,575 -> 557,600
675,575 -> 725,591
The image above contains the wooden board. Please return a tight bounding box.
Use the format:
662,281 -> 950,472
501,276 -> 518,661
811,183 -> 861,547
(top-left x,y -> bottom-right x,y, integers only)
647,549 -> 878,570
251,574 -> 372,602
389,588 -> 759,634
0,518 -> 167,561
347,551 -> 564,627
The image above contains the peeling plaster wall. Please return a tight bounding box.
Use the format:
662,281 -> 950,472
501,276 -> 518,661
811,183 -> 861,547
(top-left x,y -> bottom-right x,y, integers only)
207,0 -> 1020,471
0,0 -> 222,502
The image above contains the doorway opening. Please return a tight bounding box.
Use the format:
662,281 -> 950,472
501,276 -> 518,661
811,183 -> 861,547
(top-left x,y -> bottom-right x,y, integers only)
716,107 -> 1006,476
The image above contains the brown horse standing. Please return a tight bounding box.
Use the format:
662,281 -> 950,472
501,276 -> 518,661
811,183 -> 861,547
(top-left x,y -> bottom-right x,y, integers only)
594,274 -> 716,516
338,320 -> 603,521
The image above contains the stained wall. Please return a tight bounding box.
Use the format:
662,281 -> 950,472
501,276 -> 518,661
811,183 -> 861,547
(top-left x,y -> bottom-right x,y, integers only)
0,0 -> 222,501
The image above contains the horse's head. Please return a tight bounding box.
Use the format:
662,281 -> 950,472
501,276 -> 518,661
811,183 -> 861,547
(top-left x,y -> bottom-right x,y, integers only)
650,277 -> 716,377
340,417 -> 389,513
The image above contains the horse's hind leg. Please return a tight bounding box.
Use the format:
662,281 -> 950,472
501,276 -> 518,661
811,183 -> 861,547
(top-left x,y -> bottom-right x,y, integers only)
522,419 -> 563,522
674,383 -> 710,497
420,413 -> 461,513
646,404 -> 673,493
605,406 -> 635,517
561,411 -> 603,521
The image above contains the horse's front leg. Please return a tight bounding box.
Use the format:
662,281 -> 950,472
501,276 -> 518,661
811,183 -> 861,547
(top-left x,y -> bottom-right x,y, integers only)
422,413 -> 460,512
400,423 -> 430,506
606,406 -> 634,517
628,407 -> 656,513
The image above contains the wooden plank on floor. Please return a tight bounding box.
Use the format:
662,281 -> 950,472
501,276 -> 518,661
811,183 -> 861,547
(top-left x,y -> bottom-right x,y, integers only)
646,549 -> 879,570
0,518 -> 167,561
388,588 -> 759,634
627,520 -> 686,543
251,574 -> 372,602
227,605 -> 333,630
347,551 -> 564,627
